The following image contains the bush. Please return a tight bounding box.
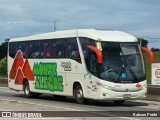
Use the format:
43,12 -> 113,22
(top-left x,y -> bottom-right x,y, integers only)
143,52 -> 160,84
0,57 -> 7,77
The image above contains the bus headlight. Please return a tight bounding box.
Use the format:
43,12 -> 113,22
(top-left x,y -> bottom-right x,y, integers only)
96,82 -> 113,90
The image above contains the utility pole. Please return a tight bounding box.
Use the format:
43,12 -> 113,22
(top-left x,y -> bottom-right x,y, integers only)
54,21 -> 56,32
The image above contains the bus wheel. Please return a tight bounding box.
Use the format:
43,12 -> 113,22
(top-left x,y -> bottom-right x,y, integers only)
23,81 -> 34,98
75,85 -> 84,104
113,100 -> 125,105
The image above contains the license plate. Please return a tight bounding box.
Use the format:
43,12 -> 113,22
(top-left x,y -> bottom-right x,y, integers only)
123,94 -> 131,98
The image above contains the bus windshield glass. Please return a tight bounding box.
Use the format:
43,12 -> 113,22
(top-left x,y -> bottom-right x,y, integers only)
100,42 -> 145,83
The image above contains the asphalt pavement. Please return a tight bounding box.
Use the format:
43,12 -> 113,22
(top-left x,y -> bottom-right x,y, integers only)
0,87 -> 160,120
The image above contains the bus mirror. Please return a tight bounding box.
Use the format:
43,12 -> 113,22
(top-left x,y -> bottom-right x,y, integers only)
87,45 -> 103,64
141,47 -> 154,63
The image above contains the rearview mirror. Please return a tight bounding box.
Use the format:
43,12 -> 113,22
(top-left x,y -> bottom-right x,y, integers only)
87,45 -> 103,64
141,47 -> 154,63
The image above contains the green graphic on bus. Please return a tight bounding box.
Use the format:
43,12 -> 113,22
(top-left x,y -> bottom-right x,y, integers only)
32,62 -> 63,92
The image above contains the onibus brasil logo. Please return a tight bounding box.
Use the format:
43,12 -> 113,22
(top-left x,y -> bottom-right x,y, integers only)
9,50 -> 63,92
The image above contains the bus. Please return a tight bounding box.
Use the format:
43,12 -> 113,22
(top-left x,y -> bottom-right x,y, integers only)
8,29 -> 154,105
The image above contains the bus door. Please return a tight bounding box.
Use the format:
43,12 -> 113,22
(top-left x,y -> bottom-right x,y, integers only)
84,52 -> 100,98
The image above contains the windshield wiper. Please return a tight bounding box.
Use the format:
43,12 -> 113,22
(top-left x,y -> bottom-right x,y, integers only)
115,64 -> 126,82
115,55 -> 138,83
126,65 -> 138,82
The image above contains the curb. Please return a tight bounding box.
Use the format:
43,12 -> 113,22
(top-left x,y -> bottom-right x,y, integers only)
0,78 -> 8,87
145,95 -> 160,101
146,85 -> 160,101
0,78 -> 8,83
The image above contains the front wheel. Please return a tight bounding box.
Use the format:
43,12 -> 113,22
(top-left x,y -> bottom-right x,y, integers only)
75,85 -> 85,104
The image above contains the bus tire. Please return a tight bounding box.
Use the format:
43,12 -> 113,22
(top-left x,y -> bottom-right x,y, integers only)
113,100 -> 125,105
23,81 -> 35,98
75,85 -> 85,104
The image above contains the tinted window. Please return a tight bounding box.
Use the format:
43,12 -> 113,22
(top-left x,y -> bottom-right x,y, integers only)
9,42 -> 19,58
18,42 -> 28,58
79,37 -> 95,58
55,39 -> 65,58
28,41 -> 40,58
9,42 -> 28,58
80,37 -> 97,74
9,37 -> 81,61
66,38 -> 81,62
40,40 -> 52,58
80,37 -> 95,51
86,52 -> 99,76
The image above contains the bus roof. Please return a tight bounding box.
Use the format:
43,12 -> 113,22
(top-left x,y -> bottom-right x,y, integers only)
9,29 -> 137,42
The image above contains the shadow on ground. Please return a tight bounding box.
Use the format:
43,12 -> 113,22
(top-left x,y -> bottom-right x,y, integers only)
12,93 -> 148,107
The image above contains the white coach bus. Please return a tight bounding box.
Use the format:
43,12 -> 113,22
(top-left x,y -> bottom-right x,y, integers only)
8,29 -> 154,105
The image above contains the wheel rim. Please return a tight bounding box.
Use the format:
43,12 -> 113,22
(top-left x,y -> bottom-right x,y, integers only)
25,85 -> 29,95
77,89 -> 83,99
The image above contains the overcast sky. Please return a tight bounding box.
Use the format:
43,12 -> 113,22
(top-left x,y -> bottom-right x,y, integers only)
0,0 -> 160,48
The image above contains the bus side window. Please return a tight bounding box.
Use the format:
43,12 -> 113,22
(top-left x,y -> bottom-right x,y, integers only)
56,39 -> 65,58
24,44 -> 28,58
66,39 -> 75,58
18,42 -> 27,58
9,42 -> 18,58
28,44 -> 33,58
86,52 -> 98,76
28,41 -> 40,58
79,37 -> 96,58
51,41 -> 57,58
66,38 -> 81,63
42,41 -> 52,58
80,37 -> 98,75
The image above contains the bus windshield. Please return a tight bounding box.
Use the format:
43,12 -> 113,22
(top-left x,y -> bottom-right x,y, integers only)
80,38 -> 145,83
100,42 -> 145,83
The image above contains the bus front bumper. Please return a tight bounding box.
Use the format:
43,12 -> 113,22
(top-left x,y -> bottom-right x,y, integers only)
99,88 -> 147,100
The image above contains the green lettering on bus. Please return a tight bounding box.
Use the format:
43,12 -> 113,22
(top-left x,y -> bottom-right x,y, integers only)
32,63 -> 39,76
57,76 -> 63,91
33,62 -> 63,92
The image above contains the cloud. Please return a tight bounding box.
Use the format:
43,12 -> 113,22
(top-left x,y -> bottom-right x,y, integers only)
0,0 -> 159,48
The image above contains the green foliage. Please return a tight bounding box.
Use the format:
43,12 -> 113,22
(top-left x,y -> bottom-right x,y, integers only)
137,38 -> 148,48
0,57 -> 7,77
143,52 -> 160,84
151,48 -> 160,52
0,39 -> 8,60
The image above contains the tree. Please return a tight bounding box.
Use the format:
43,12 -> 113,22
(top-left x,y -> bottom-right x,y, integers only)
137,38 -> 148,48
151,48 -> 160,52
0,57 -> 7,77
0,38 -> 9,60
